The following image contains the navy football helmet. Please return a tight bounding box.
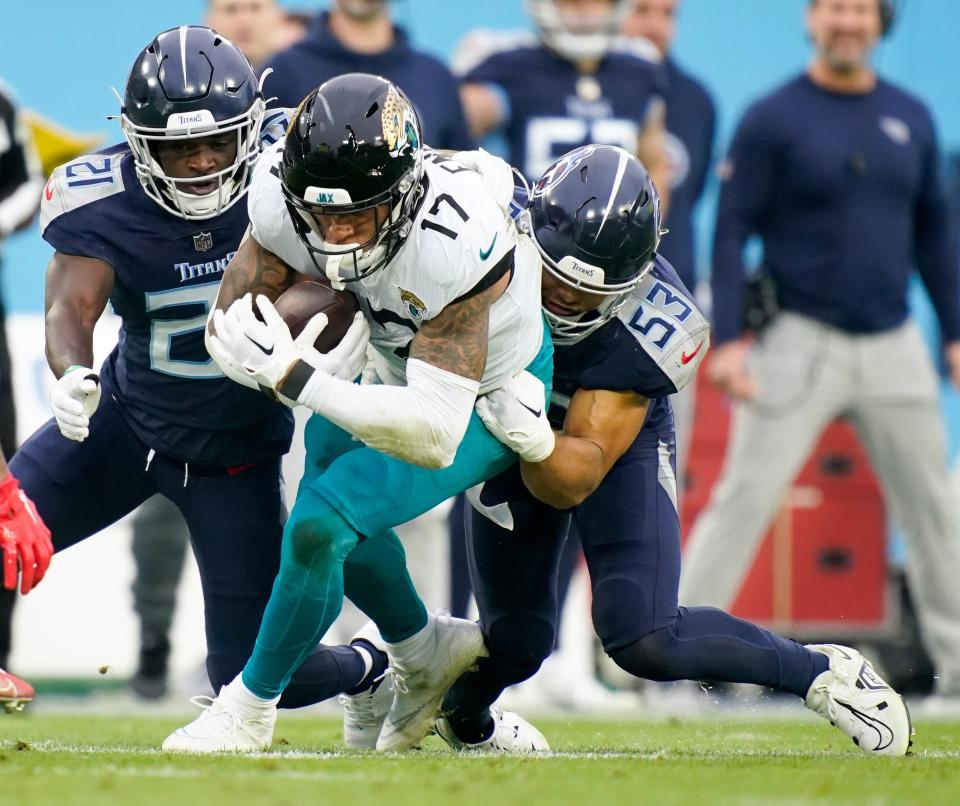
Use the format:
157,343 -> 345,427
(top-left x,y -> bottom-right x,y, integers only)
280,73 -> 424,285
528,144 -> 662,344
118,26 -> 265,219
527,0 -> 632,62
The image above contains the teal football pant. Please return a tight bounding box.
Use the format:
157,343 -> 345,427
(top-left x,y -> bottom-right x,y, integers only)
243,330 -> 553,699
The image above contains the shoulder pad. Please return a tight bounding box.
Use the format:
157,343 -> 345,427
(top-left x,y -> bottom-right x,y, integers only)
40,151 -> 125,233
617,271 -> 710,393
260,107 -> 291,148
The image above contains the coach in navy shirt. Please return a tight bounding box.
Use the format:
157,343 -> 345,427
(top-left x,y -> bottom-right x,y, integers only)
262,0 -> 472,151
680,0 -> 960,695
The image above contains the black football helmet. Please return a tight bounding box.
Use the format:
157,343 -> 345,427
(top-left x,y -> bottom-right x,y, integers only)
528,144 -> 662,344
280,73 -> 424,285
118,25 -> 265,219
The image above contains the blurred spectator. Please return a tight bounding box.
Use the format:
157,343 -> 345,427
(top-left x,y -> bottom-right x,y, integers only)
205,0 -> 309,71
680,0 -> 960,697
263,0 -> 472,151
457,0 -> 668,194
622,0 -> 716,485
0,78 -> 42,675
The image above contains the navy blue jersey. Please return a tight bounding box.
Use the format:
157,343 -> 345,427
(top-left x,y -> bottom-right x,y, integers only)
462,44 -> 664,180
712,73 -> 960,344
263,12 -> 472,152
657,58 -> 716,290
548,255 -> 710,442
39,115 -> 294,466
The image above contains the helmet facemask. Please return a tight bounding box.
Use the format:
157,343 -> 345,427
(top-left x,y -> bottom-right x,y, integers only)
120,92 -> 265,220
282,167 -> 421,288
535,238 -> 654,345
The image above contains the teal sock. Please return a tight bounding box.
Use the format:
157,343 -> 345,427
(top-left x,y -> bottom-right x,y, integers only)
242,490 -> 359,699
344,529 -> 428,643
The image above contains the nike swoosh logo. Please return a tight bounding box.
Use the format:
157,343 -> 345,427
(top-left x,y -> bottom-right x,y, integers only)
479,233 -> 498,260
681,341 -> 704,365
44,178 -> 55,202
246,333 -> 274,356
518,400 -> 542,418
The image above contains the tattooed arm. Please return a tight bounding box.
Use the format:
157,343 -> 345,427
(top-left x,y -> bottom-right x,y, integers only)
210,230 -> 297,327
409,269 -> 510,380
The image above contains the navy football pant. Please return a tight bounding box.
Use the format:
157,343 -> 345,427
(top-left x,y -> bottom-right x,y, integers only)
8,394 -> 365,708
443,432 -> 827,726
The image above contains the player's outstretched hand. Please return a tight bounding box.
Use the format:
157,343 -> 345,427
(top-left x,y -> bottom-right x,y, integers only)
476,370 -> 555,463
49,366 -> 101,442
0,473 -> 53,594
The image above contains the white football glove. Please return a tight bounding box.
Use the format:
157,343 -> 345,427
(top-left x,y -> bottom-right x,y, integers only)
475,370 -> 555,463
208,294 -> 370,400
49,366 -> 101,442
452,148 -> 517,212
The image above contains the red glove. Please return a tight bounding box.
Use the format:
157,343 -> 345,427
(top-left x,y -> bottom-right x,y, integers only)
0,473 -> 53,594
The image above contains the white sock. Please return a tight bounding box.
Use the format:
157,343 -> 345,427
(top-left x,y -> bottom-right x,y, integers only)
385,612 -> 438,669
221,674 -> 280,715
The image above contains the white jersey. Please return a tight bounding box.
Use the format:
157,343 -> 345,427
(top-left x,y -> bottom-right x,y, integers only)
248,143 -> 544,393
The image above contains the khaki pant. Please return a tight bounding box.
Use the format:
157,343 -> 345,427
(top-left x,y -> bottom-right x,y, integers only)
679,313 -> 960,693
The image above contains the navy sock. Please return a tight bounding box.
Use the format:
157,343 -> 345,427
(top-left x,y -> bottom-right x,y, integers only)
281,644 -> 371,709
346,638 -> 389,695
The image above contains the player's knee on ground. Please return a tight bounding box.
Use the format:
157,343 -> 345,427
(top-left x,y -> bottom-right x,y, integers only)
284,491 -> 358,571
485,612 -> 556,685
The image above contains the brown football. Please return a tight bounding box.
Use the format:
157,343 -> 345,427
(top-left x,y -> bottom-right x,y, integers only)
274,280 -> 361,353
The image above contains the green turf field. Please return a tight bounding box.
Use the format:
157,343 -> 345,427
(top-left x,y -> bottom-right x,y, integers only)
2,714 -> 960,805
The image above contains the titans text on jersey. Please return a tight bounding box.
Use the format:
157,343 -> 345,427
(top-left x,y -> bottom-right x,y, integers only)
38,110 -> 294,465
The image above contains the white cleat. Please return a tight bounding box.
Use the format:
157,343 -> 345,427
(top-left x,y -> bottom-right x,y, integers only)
805,644 -> 913,756
436,704 -> 550,753
162,685 -> 276,753
377,614 -> 487,752
340,621 -> 391,750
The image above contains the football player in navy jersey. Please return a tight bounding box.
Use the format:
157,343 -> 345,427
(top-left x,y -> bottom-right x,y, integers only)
433,145 -> 913,756
7,26 -> 388,723
459,0 -> 668,197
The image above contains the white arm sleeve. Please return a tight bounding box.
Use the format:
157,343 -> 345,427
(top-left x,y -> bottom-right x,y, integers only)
293,358 -> 481,469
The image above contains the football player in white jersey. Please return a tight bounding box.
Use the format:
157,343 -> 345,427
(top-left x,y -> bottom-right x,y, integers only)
164,73 -> 552,753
